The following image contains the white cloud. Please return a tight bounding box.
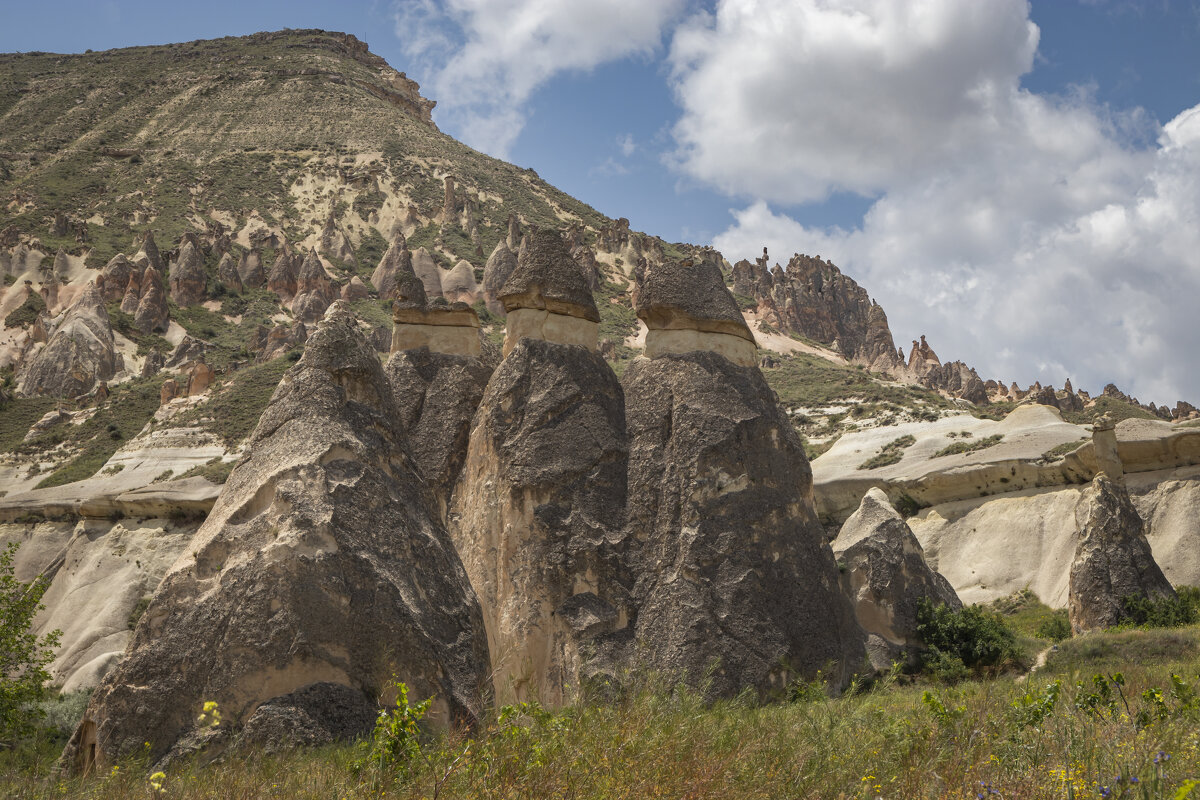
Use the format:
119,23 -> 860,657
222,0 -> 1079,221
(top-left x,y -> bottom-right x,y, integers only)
393,0 -> 685,157
678,0 -> 1200,404
618,133 -> 636,157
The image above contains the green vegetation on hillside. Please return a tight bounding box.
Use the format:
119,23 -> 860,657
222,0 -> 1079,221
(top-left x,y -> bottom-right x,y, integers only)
1064,396 -> 1160,425
176,354 -> 293,446
3,290 -> 45,329
931,433 -> 1003,459
857,434 -> 916,470
763,352 -> 953,411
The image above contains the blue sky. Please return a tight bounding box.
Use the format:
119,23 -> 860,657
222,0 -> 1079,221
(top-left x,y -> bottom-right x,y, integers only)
3,1 -> 1200,403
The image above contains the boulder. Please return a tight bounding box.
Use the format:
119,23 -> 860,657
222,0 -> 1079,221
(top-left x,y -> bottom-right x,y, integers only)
832,488 -> 961,668
448,338 -> 628,706
1069,474 -> 1175,632
635,258 -> 757,367
384,347 -> 493,519
168,233 -> 207,306
498,229 -> 600,356
63,302 -> 490,772
237,682 -> 378,753
622,350 -> 865,694
482,240 -> 517,317
441,259 -> 479,305
18,283 -> 120,398
217,252 -> 242,294
134,266 -> 169,334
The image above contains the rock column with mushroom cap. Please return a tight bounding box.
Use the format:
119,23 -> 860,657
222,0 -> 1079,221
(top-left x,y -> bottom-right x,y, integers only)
497,229 -> 601,355
448,229 -> 628,706
618,258 -> 866,695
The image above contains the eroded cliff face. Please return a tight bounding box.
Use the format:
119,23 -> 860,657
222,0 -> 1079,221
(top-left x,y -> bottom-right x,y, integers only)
447,339 -> 629,706
622,351 -> 865,693
63,303 -> 489,771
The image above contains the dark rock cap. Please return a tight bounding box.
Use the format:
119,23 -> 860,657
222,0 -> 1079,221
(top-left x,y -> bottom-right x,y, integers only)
635,258 -> 754,342
498,229 -> 600,323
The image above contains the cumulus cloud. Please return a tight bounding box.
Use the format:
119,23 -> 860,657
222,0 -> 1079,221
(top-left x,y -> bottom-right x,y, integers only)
678,0 -> 1200,403
393,0 -> 685,157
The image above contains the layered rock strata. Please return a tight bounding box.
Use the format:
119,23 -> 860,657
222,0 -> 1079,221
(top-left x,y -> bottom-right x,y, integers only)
64,303 -> 489,771
498,229 -> 600,355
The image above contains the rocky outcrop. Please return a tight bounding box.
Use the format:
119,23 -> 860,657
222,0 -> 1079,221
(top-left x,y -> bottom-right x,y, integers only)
384,348 -> 492,519
99,254 -> 136,304
216,252 -> 242,294
168,233 -> 207,307
441,259 -> 479,305
118,272 -> 141,315
319,210 -> 356,266
340,276 -> 370,301
253,321 -> 308,363
622,349 -> 865,694
1068,474 -> 1175,632
392,304 -> 481,357
498,229 -> 600,356
134,266 -> 168,334
832,488 -> 961,668
411,247 -> 442,300
237,249 -> 265,289
482,240 -> 517,317
448,338 -> 628,706
266,245 -> 300,304
291,250 -> 338,323
370,234 -> 414,301
18,283 -> 120,398
635,257 -> 757,367
136,231 -> 165,276
64,302 -> 490,771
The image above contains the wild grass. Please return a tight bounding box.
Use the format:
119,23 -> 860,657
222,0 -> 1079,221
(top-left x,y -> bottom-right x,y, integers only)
175,355 -> 292,447
1042,438 -> 1089,462
858,434 -> 917,470
177,457 -> 236,485
932,434 -> 1004,459
1064,397 -> 1159,425
763,352 -> 954,412
7,626 -> 1200,798
0,397 -> 55,455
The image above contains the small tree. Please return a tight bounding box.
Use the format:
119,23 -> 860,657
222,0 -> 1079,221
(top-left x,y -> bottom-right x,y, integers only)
0,542 -> 61,743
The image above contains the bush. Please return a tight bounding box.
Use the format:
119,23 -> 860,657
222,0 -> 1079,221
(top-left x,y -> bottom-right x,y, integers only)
0,542 -> 61,742
1121,589 -> 1200,629
916,598 -> 1021,680
1036,613 -> 1072,642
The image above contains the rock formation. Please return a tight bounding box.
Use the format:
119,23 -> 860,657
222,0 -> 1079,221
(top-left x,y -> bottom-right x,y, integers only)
340,276 -> 370,302
237,249 -> 265,289
497,229 -> 600,356
482,240 -> 517,317
370,233 -> 413,300
266,245 -> 300,304
118,272 -> 141,315
441,259 -> 479,305
134,266 -> 169,334
620,259 -> 865,694
1068,474 -> 1175,632
832,488 -> 961,668
99,254 -> 136,304
216,252 -> 242,294
64,302 -> 490,771
319,210 -> 356,266
168,233 -> 207,307
636,257 -> 757,367
411,247 -> 442,300
137,231 -> 165,276
18,282 -> 120,398
291,250 -> 338,323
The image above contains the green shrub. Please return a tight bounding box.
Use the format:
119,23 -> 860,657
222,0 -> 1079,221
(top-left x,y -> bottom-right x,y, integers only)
857,434 -> 916,470
916,598 -> 1021,680
0,543 -> 61,743
1121,589 -> 1200,629
931,434 -> 1003,459
3,290 -> 45,329
1036,613 -> 1072,642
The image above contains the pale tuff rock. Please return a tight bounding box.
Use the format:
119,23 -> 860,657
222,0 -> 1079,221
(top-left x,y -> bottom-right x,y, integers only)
499,229 -> 600,356
441,259 -> 479,305
133,266 -> 168,334
635,258 -> 758,368
384,347 -> 492,520
340,276 -> 370,302
391,304 -> 481,357
370,233 -> 415,301
99,254 -> 136,304
621,350 -> 865,694
319,210 -> 356,266
1069,474 -> 1175,632
291,250 -> 338,323
64,302 -> 490,770
832,488 -> 961,668
253,322 -> 307,363
52,248 -> 71,282
482,240 -> 517,317
266,244 -> 300,303
1092,414 -> 1124,484
216,252 -> 242,294
18,282 -> 120,398
118,272 -> 141,315
448,338 -> 628,706
136,231 -> 165,276
168,233 -> 207,307
184,361 -> 216,397
411,246 -> 443,300
237,249 -> 265,289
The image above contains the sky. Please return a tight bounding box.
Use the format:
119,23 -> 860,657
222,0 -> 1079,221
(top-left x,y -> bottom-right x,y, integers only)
2,1 -> 1199,405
